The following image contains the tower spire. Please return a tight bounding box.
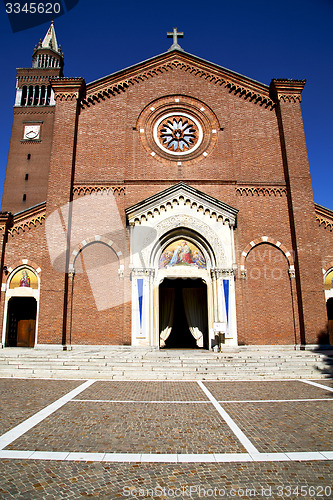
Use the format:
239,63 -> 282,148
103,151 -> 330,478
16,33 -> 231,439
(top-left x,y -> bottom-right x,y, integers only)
42,20 -> 58,51
32,21 -> 64,73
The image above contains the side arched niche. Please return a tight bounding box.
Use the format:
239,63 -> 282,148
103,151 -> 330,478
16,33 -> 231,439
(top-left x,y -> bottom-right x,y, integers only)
243,243 -> 296,345
69,241 -> 128,345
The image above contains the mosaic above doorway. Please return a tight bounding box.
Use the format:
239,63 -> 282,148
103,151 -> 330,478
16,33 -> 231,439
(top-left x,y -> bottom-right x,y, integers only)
324,269 -> 333,290
9,268 -> 38,289
159,239 -> 206,269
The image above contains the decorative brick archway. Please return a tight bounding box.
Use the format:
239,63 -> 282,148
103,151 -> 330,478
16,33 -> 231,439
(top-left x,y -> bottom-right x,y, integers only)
240,237 -> 295,278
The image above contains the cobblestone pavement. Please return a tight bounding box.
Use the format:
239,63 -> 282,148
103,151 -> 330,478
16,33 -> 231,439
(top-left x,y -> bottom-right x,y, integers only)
0,378 -> 332,499
0,379 -> 82,435
74,381 -> 210,401
7,402 -> 245,454
203,380 -> 333,401
0,460 -> 333,499
222,401 -> 333,452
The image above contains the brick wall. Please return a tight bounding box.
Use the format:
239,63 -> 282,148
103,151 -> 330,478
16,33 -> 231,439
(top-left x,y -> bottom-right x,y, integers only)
1,108 -> 55,214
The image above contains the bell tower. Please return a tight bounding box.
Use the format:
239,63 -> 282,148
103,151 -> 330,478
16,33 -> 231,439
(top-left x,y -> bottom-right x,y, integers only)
1,22 -> 64,214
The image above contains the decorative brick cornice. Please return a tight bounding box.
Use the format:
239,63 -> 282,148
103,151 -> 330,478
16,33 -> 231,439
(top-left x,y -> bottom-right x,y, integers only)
0,212 -> 13,234
9,202 -> 46,237
14,108 -> 55,115
83,52 -> 275,109
16,67 -> 60,85
316,216 -> 333,232
50,77 -> 86,102
315,203 -> 333,232
270,79 -> 306,103
73,184 -> 125,196
235,186 -> 287,197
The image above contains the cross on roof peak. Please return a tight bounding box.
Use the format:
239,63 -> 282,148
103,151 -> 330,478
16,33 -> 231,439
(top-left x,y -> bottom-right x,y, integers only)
167,27 -> 184,51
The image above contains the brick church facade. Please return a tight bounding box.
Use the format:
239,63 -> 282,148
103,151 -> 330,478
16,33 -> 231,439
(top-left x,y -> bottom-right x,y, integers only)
0,23 -> 332,349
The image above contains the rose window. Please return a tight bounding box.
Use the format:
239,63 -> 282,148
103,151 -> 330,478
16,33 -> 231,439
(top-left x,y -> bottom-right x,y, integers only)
153,112 -> 203,156
159,117 -> 197,152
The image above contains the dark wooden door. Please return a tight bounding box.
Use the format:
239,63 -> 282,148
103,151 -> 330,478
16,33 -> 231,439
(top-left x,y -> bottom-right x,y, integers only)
17,319 -> 36,347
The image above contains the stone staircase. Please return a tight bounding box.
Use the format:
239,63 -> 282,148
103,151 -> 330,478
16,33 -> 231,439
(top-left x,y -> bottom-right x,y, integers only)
0,346 -> 333,380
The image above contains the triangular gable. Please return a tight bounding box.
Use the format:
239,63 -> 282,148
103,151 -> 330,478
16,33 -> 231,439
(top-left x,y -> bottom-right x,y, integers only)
83,49 -> 274,109
125,182 -> 238,226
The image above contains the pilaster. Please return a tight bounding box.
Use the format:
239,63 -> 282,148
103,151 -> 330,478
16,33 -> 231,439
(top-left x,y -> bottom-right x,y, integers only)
0,213 -> 13,344
270,79 -> 327,344
38,78 -> 86,346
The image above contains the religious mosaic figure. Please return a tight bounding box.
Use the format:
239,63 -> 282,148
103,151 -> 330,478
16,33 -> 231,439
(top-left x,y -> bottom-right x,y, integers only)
192,250 -> 206,269
19,270 -> 31,287
168,244 -> 182,266
180,240 -> 193,264
158,240 -> 206,269
159,251 -> 172,268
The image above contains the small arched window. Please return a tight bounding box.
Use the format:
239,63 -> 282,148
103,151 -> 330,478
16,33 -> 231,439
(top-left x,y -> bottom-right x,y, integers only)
45,85 -> 52,105
40,85 -> 46,105
33,86 -> 40,106
27,86 -> 34,106
20,86 -> 27,106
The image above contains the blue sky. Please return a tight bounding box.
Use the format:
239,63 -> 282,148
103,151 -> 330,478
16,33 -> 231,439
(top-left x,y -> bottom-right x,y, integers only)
0,0 -> 332,209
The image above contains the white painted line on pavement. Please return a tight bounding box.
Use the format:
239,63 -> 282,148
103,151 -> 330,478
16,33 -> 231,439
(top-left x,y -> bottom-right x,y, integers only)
285,452 -> 328,461
178,454 -> 216,462
0,380 -> 95,450
218,398 -> 333,403
250,453 -> 290,462
197,381 -> 259,455
301,380 -> 333,392
66,452 -> 105,462
214,453 -> 253,462
72,399 -> 210,403
141,453 -> 178,462
0,450 -> 35,459
103,453 -> 141,462
0,450 -> 332,463
30,451 -> 70,461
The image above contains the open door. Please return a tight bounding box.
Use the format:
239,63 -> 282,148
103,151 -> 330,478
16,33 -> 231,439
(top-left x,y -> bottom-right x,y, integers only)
6,297 -> 37,347
159,278 -> 208,349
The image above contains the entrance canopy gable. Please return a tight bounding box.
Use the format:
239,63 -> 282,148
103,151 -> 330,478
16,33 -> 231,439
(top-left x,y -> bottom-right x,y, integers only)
126,182 -> 238,227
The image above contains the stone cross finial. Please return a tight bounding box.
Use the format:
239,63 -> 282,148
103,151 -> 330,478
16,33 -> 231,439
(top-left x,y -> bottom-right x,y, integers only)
167,27 -> 184,51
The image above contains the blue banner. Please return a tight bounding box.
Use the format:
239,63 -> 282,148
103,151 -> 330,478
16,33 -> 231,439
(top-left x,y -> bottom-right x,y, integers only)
223,279 -> 229,324
137,279 -> 143,329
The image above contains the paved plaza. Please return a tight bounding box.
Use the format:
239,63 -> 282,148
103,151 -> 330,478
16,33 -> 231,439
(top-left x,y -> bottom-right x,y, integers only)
0,378 -> 332,498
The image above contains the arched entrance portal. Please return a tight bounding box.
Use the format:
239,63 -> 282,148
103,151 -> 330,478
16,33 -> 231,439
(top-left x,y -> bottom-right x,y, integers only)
6,297 -> 37,347
159,278 -> 208,349
2,266 -> 40,348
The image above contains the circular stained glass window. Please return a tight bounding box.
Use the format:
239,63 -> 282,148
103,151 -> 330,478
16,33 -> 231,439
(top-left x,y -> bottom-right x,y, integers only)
153,112 -> 203,156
